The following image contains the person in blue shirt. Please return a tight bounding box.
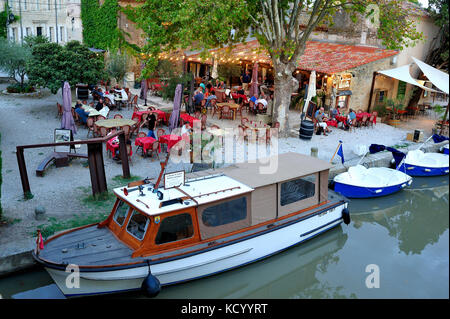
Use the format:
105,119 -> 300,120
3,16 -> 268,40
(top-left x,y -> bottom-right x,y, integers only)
74,103 -> 90,124
347,108 -> 356,125
193,88 -> 204,111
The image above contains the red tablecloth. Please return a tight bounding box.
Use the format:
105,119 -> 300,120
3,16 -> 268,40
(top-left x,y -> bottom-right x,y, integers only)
107,138 -> 132,157
335,115 -> 347,125
179,113 -> 199,127
326,120 -> 338,127
159,134 -> 182,152
356,112 -> 377,124
231,93 -> 248,103
135,136 -> 158,154
132,110 -> 167,123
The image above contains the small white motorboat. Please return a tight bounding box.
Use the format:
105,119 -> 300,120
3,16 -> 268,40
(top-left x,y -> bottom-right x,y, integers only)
333,165 -> 412,198
441,144 -> 449,155
398,149 -> 449,176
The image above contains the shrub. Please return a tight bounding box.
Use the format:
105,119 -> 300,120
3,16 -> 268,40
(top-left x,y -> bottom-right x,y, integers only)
6,83 -> 36,93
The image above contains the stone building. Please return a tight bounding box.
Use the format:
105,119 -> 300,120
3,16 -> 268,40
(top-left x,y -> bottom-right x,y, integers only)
2,0 -> 83,44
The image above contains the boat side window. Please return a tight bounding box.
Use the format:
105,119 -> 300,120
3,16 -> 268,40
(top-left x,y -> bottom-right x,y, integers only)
113,200 -> 131,226
126,211 -> 150,241
155,213 -> 194,245
280,175 -> 316,206
202,197 -> 247,227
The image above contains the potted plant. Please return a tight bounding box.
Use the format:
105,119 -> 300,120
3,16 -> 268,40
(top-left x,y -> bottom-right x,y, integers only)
384,96 -> 405,126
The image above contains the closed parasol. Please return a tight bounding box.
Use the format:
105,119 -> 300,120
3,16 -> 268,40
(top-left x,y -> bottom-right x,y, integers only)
250,62 -> 259,97
61,81 -> 77,135
169,84 -> 182,132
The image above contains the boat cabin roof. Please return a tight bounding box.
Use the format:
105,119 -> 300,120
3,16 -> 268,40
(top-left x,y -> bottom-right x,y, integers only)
213,152 -> 333,188
113,174 -> 254,216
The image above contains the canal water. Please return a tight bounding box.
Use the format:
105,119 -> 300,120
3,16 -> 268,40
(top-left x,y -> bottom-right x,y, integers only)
0,176 -> 448,299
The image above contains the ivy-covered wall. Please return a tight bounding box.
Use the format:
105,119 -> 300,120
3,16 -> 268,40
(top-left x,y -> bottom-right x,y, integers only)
80,0 -> 121,50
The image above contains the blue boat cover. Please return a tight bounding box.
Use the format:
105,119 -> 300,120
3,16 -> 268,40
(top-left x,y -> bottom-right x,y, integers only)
369,144 -> 406,169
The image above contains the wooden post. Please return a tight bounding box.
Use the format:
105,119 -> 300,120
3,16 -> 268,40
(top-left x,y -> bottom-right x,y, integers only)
367,72 -> 378,113
87,142 -> 107,196
16,147 -> 31,198
118,133 -> 130,179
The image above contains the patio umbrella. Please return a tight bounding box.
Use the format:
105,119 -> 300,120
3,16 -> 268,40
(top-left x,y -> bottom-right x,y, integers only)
61,81 -> 77,135
302,71 -> 316,114
169,84 -> 182,132
211,58 -> 218,80
140,78 -> 148,106
250,62 -> 259,97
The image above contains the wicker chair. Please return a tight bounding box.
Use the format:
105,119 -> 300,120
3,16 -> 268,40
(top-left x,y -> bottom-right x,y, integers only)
57,103 -> 63,117
147,141 -> 160,160
221,105 -> 233,120
114,114 -> 123,119
86,117 -> 96,138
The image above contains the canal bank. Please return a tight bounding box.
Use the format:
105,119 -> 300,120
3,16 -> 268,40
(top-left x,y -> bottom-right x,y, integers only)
0,140 -> 447,278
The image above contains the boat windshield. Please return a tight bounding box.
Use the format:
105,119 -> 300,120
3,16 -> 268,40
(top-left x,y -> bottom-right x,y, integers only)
126,211 -> 150,241
113,200 -> 131,226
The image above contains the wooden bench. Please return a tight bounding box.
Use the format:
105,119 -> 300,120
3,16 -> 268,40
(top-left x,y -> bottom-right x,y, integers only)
36,152 -> 88,177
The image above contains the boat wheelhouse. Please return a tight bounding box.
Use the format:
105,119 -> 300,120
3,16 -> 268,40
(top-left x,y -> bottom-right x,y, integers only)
33,152 -> 350,297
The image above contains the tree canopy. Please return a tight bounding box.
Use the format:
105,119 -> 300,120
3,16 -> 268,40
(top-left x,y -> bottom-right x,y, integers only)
27,41 -> 107,94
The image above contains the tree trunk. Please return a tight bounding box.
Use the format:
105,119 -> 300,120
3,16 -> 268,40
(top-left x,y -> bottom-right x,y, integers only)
272,61 -> 298,138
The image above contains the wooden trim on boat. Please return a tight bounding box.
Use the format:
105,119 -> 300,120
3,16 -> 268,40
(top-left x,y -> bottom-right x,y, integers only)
33,199 -> 346,272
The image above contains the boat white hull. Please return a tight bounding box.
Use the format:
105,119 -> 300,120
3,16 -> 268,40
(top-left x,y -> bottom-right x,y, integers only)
45,203 -> 347,297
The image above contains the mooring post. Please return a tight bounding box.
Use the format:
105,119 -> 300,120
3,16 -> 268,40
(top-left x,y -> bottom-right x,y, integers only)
118,132 -> 130,179
16,146 -> 31,198
87,142 -> 107,196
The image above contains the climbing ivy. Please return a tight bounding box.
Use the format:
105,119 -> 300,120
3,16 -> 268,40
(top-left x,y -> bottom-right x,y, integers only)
80,0 -> 121,50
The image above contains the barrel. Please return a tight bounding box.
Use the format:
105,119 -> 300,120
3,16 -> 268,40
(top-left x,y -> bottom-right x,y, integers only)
76,84 -> 89,100
299,120 -> 314,140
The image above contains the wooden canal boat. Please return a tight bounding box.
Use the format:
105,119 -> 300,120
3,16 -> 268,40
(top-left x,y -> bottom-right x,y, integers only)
32,152 -> 350,297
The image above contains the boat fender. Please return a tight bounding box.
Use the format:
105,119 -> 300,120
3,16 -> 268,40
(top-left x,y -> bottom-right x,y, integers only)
141,261 -> 161,298
342,208 -> 351,225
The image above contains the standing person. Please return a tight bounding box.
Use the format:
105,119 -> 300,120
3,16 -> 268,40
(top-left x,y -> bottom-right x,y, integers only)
240,70 -> 251,91
146,113 -> 157,139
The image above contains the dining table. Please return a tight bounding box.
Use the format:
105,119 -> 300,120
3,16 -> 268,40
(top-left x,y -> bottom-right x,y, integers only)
244,121 -> 269,141
95,118 -> 136,129
132,109 -> 167,124
217,102 -> 241,121
72,103 -> 102,117
106,136 -> 132,157
179,113 -> 199,127
159,134 -> 182,152
135,136 -> 159,156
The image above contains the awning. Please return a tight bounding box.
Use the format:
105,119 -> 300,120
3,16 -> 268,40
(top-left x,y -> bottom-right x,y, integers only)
412,57 -> 449,94
377,64 -> 439,93
182,40 -> 399,74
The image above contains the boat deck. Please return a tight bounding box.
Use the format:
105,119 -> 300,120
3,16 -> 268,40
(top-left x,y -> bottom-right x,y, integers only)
39,226 -> 146,266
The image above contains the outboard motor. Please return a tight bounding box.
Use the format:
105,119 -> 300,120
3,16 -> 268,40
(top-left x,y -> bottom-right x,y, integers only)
141,261 -> 161,297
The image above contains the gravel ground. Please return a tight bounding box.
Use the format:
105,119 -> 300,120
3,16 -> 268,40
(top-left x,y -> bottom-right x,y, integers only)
0,82 -> 435,256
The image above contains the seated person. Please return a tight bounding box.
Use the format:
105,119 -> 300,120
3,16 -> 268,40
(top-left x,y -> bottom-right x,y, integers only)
255,99 -> 267,114
330,106 -> 340,119
74,99 -> 83,109
218,81 -> 226,89
95,98 -> 105,111
74,104 -> 90,124
181,123 -> 191,139
205,93 -> 217,108
249,93 -> 259,112
113,139 -> 132,162
192,88 -> 204,109
347,108 -> 357,126
315,107 -> 331,135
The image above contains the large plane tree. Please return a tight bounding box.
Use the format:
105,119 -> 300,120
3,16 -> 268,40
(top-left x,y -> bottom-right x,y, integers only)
126,0 -> 423,136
